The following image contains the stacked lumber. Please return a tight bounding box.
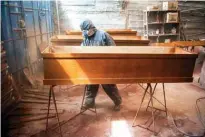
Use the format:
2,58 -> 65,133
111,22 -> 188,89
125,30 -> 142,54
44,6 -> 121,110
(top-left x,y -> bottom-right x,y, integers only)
3,87 -> 66,136
1,42 -> 21,116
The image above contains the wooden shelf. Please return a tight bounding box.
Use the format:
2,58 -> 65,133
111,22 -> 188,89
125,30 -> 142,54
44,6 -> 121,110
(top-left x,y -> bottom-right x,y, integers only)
145,10 -> 179,12
148,22 -> 163,25
147,22 -> 179,25
148,33 -> 179,37
165,22 -> 179,24
143,5 -> 180,43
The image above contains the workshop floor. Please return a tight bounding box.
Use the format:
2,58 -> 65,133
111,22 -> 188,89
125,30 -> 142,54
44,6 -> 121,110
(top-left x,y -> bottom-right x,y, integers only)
4,60 -> 205,137
6,79 -> 205,137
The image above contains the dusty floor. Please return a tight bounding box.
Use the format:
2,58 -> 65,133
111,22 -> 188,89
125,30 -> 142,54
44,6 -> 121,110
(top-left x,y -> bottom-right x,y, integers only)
3,58 -> 205,137
5,79 -> 205,137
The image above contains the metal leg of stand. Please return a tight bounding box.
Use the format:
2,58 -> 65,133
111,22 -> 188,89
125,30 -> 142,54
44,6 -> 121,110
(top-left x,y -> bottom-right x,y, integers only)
132,83 -> 157,134
146,83 -> 157,111
146,83 -> 167,116
145,110 -> 158,127
46,85 -> 63,137
47,85 -> 97,133
132,84 -> 150,127
133,83 -> 168,135
162,83 -> 167,116
80,85 -> 97,117
46,86 -> 52,130
149,83 -> 155,132
138,83 -> 146,90
80,85 -> 87,111
51,86 -> 63,137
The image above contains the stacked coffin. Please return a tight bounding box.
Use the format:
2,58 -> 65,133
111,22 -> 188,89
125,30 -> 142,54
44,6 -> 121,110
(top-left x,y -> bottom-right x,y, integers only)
50,29 -> 150,46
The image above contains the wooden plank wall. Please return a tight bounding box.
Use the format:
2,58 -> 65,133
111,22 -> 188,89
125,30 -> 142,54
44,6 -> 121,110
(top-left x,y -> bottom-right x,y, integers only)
179,1 -> 205,89
179,1 -> 205,40
200,59 -> 205,89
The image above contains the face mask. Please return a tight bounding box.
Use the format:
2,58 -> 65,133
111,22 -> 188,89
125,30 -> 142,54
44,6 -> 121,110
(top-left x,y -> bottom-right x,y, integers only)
82,28 -> 95,38
87,28 -> 95,36
82,30 -> 88,39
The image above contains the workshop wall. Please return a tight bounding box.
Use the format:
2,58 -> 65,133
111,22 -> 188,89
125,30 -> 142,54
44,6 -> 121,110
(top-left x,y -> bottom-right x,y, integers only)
59,0 -> 161,35
179,1 -> 205,40
1,1 -> 54,84
59,0 -> 205,38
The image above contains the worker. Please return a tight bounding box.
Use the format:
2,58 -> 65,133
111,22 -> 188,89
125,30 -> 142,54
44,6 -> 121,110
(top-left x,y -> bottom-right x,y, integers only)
80,19 -> 122,111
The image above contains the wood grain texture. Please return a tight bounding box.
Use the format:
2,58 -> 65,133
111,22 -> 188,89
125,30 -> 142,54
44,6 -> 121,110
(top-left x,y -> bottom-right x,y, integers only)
65,29 -> 137,36
50,35 -> 150,46
151,41 -> 205,47
42,46 -> 197,85
42,46 -> 193,58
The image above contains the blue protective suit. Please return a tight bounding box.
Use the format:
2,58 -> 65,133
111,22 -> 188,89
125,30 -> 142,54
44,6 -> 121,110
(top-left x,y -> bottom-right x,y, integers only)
80,19 -> 122,110
80,19 -> 116,46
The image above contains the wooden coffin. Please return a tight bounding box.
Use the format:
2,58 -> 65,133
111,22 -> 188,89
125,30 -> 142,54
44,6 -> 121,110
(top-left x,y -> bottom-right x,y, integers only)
65,29 -> 137,36
42,46 -> 197,85
50,35 -> 150,46
151,41 -> 205,47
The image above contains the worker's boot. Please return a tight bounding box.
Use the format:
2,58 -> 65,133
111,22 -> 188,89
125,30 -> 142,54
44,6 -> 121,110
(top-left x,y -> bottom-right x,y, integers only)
113,99 -> 122,111
102,84 -> 122,111
82,85 -> 99,110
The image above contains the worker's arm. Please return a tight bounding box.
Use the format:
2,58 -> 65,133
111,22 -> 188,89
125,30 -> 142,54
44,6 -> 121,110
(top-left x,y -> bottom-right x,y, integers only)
81,40 -> 87,46
104,32 -> 116,46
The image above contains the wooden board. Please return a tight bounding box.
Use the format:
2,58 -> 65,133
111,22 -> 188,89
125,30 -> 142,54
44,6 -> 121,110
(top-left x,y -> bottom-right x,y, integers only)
42,46 -> 197,85
65,29 -> 137,36
151,41 -> 205,47
50,35 -> 150,46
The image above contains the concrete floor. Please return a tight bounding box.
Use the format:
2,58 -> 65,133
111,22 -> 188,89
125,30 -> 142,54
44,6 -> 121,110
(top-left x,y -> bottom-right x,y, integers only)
7,79 -> 205,137
4,58 -> 205,137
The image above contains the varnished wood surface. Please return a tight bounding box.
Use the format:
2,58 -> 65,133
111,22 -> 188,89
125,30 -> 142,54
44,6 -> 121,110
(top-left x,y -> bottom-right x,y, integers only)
151,41 -> 205,47
51,35 -> 142,40
42,46 -> 193,58
42,46 -> 197,85
50,35 -> 150,46
65,29 -> 137,36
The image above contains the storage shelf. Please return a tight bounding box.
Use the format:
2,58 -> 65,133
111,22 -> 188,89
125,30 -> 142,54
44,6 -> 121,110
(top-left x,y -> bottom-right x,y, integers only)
145,10 -> 179,12
143,4 -> 180,43
147,22 -> 179,25
148,33 -> 179,37
148,22 -> 163,25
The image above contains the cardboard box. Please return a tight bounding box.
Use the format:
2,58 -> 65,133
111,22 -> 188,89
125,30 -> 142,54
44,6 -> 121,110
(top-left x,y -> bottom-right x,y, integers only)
163,2 -> 178,10
166,12 -> 178,23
